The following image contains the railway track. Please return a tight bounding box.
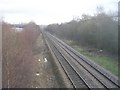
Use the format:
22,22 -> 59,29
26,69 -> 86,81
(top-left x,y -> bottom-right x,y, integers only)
43,31 -> 120,89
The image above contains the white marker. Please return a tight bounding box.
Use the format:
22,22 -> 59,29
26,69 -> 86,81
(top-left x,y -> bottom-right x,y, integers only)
44,58 -> 47,62
36,72 -> 40,76
38,59 -> 41,62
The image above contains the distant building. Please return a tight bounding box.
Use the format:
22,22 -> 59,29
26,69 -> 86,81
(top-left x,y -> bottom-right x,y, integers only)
14,24 -> 24,28
12,24 -> 24,31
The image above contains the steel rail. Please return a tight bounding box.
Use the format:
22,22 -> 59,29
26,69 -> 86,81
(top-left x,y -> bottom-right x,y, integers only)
45,34 -> 91,89
46,32 -> 119,88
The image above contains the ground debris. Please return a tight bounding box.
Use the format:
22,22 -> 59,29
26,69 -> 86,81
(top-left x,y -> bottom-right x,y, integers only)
30,32 -> 60,88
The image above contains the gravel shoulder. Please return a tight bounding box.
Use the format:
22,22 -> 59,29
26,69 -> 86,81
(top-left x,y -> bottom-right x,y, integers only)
30,33 -> 60,88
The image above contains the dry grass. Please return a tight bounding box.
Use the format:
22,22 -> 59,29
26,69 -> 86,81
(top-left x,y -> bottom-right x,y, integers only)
2,22 -> 40,88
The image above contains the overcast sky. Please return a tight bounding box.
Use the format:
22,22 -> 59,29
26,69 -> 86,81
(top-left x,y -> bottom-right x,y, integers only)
0,0 -> 118,25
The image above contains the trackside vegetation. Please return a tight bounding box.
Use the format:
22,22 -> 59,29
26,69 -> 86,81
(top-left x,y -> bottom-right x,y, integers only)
45,9 -> 118,76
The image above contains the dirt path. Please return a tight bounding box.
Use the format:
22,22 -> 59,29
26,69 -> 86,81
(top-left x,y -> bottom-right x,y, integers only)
30,33 -> 60,88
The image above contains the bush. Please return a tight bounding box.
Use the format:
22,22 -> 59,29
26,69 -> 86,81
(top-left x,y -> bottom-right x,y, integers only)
2,22 -> 40,88
45,12 -> 118,55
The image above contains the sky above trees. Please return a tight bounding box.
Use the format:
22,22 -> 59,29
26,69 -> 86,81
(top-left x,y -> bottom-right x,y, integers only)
0,0 -> 118,25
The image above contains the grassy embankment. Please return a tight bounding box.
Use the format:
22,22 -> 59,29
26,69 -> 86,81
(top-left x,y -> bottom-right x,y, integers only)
63,39 -> 118,77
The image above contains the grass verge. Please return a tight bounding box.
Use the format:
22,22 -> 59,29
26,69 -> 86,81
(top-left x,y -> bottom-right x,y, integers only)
63,39 -> 118,77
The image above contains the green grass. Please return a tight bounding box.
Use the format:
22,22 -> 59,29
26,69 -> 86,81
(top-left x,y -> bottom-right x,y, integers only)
74,46 -> 118,76
64,40 -> 119,77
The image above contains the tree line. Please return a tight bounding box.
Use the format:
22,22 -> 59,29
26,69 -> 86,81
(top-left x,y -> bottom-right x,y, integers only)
45,11 -> 118,55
